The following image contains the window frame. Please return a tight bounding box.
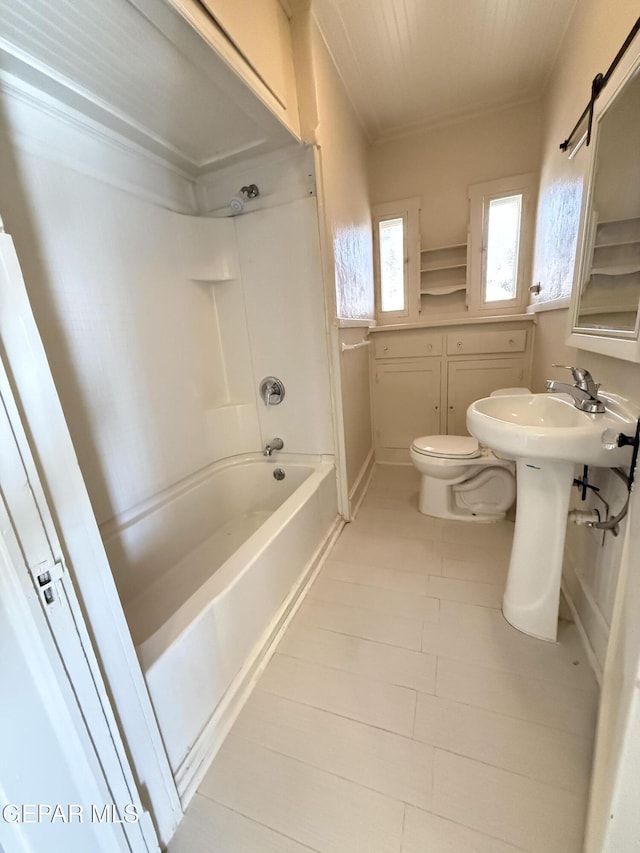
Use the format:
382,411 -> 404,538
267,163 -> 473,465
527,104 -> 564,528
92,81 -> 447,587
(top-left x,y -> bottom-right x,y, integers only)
467,174 -> 536,315
373,197 -> 420,323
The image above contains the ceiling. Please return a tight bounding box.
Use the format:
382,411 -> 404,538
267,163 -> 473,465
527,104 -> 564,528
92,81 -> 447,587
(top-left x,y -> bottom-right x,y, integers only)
312,0 -> 578,142
0,0 -> 294,175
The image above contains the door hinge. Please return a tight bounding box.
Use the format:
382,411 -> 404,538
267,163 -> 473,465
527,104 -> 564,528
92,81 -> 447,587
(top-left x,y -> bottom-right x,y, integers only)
34,559 -> 64,606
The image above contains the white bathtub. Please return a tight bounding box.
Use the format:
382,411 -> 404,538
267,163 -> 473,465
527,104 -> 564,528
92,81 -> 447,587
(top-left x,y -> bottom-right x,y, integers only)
102,454 -> 337,796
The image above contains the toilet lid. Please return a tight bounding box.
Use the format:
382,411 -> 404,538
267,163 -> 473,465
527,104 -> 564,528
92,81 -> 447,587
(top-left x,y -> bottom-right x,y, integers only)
412,435 -> 481,459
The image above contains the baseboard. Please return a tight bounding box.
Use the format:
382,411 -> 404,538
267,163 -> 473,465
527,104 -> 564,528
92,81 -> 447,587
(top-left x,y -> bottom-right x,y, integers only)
348,448 -> 375,520
561,562 -> 608,685
175,513 -> 345,809
375,448 -> 412,465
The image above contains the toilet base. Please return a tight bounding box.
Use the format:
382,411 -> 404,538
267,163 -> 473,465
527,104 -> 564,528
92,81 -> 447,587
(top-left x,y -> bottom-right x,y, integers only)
418,475 -> 508,523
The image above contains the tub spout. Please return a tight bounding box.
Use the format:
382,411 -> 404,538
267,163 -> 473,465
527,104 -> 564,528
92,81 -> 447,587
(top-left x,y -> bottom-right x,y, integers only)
263,438 -> 284,456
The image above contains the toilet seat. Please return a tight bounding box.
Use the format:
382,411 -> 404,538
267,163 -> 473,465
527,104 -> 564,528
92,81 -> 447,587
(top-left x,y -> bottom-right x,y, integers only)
412,434 -> 482,459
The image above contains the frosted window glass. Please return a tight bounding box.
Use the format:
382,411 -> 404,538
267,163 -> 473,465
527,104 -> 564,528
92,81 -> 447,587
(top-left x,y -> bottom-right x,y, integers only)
485,195 -> 522,302
379,217 -> 405,312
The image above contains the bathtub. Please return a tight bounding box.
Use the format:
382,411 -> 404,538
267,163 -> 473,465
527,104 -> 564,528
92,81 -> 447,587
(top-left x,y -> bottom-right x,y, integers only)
101,454 -> 337,798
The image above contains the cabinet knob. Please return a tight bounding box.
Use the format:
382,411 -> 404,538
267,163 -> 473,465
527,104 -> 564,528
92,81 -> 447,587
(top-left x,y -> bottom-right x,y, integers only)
456,341 -> 462,349
509,338 -> 514,345
435,405 -> 439,411
383,345 -> 388,351
449,405 -> 454,410
427,343 -> 432,351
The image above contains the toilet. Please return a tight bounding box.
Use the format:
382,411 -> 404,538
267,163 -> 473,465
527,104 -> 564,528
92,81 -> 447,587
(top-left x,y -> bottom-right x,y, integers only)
410,387 -> 530,522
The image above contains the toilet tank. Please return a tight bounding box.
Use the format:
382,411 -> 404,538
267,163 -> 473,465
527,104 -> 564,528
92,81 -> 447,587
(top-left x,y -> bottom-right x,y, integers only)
489,387 -> 531,396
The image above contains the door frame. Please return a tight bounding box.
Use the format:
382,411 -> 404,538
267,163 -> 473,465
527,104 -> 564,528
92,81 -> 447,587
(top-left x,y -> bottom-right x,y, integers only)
0,444 -> 143,853
0,220 -> 181,846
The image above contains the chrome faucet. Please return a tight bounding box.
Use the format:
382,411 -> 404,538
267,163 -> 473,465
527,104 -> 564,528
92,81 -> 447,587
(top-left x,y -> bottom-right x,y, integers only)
545,365 -> 605,413
263,437 -> 284,456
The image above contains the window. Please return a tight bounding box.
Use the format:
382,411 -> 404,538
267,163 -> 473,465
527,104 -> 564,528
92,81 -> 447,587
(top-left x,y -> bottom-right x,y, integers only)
484,194 -> 522,302
378,217 -> 405,312
373,198 -> 420,322
468,175 -> 535,314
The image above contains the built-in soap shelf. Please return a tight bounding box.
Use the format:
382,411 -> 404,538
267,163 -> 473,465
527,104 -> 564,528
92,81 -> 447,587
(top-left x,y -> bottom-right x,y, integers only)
420,243 -> 467,296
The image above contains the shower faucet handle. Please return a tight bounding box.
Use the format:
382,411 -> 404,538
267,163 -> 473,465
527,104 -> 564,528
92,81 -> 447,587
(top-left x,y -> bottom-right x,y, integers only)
259,376 -> 285,406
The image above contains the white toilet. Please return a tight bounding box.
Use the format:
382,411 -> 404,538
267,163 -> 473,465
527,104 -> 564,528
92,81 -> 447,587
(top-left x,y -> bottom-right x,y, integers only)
410,387 -> 529,522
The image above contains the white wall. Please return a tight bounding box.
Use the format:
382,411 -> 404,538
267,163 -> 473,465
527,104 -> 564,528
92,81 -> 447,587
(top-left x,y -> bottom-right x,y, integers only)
235,195 -> 334,455
2,143 -> 246,524
1,84 -> 334,599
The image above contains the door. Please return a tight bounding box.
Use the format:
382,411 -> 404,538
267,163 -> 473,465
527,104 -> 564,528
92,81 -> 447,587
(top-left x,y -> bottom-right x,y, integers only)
0,220 -> 166,851
374,358 -> 441,449
447,357 -> 524,435
0,363 -> 157,853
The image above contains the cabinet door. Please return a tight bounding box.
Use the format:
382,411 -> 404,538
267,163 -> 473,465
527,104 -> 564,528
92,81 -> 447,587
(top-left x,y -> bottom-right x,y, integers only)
447,358 -> 525,436
201,0 -> 292,107
374,359 -> 441,449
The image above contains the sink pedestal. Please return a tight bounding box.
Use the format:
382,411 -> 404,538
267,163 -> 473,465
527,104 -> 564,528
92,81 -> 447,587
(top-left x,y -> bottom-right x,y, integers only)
502,458 -> 575,642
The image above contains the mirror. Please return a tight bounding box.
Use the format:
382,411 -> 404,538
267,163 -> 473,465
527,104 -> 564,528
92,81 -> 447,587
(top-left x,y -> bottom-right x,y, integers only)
569,48 -> 640,361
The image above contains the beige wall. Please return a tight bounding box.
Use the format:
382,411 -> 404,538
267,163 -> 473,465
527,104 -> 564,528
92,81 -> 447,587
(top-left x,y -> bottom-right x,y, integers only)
531,0 -> 640,305
291,10 -> 374,504
368,101 -> 544,249
294,11 -> 375,321
529,0 -> 640,404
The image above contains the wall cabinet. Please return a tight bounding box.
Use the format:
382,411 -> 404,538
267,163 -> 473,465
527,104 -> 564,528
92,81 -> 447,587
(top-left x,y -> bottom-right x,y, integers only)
371,322 -> 533,461
373,359 -> 441,449
181,0 -> 301,139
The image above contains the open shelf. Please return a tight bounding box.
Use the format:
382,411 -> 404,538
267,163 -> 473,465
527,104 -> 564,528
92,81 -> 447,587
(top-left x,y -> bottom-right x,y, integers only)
420,282 -> 467,296
420,243 -> 467,299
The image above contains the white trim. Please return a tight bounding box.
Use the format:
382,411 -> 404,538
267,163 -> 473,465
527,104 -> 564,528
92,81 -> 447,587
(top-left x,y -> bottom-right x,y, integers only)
0,36 -> 199,169
467,173 -> 537,316
560,575 -> 605,686
0,70 -> 197,213
0,361 -> 157,853
0,526 -> 135,853
312,146 -> 350,518
162,0 -> 301,141
348,448 -> 376,519
177,513 -> 343,806
567,35 -> 640,363
368,313 -> 535,332
335,317 -> 375,328
526,295 -> 572,313
0,229 -> 182,844
373,197 -> 421,323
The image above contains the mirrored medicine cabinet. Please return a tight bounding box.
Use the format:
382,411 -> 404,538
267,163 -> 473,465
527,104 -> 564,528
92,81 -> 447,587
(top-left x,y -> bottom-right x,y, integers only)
568,39 -> 640,361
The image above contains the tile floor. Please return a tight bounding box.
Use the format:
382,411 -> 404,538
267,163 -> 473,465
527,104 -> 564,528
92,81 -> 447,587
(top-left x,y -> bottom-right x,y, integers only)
169,465 -> 599,853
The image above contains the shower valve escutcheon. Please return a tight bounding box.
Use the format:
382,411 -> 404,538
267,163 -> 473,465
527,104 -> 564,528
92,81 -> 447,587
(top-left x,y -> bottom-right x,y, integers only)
260,376 -> 285,406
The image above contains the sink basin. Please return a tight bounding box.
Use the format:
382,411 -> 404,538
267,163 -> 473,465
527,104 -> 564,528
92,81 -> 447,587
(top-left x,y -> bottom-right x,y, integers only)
466,390 -> 637,642
467,392 -> 636,467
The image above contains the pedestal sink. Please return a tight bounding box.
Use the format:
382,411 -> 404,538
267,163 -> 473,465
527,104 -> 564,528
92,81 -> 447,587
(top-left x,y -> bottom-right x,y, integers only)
467,392 -> 637,642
